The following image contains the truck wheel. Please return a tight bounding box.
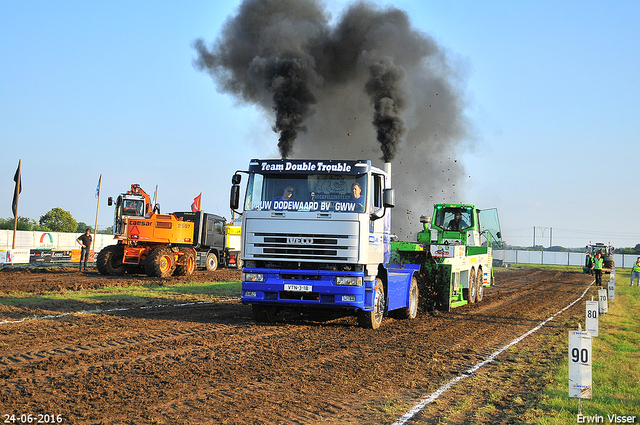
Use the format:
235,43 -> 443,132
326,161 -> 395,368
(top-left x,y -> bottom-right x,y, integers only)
395,276 -> 419,319
205,253 -> 218,271
174,248 -> 196,276
96,245 -> 126,276
145,246 -> 176,278
464,268 -> 477,304
252,305 -> 278,322
357,278 -> 385,329
476,268 -> 483,302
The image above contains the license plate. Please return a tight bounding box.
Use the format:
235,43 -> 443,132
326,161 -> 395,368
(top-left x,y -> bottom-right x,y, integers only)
284,284 -> 312,292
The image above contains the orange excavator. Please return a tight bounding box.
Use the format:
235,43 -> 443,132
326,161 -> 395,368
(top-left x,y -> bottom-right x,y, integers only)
97,184 -> 196,278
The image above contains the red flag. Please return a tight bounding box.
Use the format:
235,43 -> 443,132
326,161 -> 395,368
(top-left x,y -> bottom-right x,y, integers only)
191,193 -> 202,212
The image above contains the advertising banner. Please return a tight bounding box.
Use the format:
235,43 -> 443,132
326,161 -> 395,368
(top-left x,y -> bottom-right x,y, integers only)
30,249 -> 53,263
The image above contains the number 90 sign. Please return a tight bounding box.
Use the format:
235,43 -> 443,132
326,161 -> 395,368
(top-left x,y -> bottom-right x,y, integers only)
568,330 -> 592,399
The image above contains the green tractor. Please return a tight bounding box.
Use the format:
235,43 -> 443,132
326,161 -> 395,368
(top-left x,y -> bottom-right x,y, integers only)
585,242 -> 615,273
391,203 -> 502,311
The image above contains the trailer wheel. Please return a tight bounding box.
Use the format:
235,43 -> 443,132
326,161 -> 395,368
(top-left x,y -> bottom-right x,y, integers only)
395,276 -> 419,320
252,305 -> 278,323
357,278 -> 385,329
464,268 -> 477,304
174,248 -> 196,276
96,245 -> 126,276
205,253 -> 218,271
476,268 -> 483,302
145,246 -> 176,278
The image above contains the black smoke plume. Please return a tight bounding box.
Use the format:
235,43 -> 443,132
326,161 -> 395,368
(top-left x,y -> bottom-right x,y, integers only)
194,0 -> 472,238
365,57 -> 407,161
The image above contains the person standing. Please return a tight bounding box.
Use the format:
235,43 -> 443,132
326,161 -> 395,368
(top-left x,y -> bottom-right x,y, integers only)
631,257 -> 640,287
585,250 -> 594,275
591,252 -> 604,286
76,228 -> 92,272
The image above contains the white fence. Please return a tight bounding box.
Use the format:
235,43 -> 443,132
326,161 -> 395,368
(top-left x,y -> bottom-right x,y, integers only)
0,230 -> 117,265
494,250 -> 639,269
0,230 -> 116,252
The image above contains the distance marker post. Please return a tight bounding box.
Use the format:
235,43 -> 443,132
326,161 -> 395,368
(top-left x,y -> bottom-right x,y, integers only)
607,275 -> 615,300
585,299 -> 599,337
569,326 -> 592,413
598,288 -> 608,315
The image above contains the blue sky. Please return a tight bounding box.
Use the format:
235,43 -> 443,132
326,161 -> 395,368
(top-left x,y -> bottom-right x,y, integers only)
2,0 -> 639,248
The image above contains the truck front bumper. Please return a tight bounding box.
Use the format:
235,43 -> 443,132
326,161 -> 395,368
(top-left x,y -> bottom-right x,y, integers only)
241,268 -> 375,311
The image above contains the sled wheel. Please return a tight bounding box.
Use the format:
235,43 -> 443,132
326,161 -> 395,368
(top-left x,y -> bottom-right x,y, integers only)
465,268 -> 477,304
476,268 -> 484,302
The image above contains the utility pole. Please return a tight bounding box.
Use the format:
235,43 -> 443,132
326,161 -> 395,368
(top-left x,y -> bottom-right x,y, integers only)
534,226 -> 553,249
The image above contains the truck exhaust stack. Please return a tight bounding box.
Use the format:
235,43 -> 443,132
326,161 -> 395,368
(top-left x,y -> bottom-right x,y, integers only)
384,162 -> 391,186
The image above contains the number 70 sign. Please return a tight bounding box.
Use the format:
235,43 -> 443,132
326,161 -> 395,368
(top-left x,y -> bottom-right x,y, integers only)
568,330 -> 592,399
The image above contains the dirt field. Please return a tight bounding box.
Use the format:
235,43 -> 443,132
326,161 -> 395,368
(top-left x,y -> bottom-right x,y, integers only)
0,266 -> 594,424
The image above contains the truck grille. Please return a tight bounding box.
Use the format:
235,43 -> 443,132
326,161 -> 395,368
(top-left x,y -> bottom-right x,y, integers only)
250,232 -> 356,262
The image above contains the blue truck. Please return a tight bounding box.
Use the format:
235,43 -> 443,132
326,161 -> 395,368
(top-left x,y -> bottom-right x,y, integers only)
230,159 -> 501,329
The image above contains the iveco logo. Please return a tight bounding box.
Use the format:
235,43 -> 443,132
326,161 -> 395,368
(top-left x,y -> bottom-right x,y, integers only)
288,237 -> 314,245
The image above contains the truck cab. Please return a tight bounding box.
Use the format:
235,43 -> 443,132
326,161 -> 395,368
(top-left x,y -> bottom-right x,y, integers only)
230,159 -> 413,328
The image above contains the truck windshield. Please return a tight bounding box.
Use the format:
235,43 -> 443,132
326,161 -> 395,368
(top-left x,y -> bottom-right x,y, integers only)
244,173 -> 368,212
434,207 -> 473,231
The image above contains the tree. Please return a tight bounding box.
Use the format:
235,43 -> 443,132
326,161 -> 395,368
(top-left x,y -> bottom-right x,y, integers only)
0,216 -> 42,231
39,208 -> 77,233
76,222 -> 94,233
99,226 -> 113,235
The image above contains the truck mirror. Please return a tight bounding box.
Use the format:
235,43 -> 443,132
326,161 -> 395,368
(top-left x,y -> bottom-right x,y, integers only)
496,231 -> 502,239
230,185 -> 240,210
232,174 -> 242,185
383,188 -> 395,208
107,197 -> 113,206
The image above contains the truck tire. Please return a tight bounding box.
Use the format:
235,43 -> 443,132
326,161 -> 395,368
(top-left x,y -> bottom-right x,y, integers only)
395,276 -> 419,319
464,267 -> 477,304
252,305 -> 278,322
205,253 -> 218,271
357,278 -> 385,329
96,245 -> 126,276
476,268 -> 483,302
145,246 -> 176,278
174,248 -> 196,276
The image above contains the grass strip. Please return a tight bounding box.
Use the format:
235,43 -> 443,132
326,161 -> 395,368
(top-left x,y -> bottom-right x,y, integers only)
532,269 -> 640,424
0,279 -> 241,317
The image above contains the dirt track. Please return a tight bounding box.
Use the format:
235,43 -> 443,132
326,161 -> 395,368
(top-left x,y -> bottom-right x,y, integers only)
0,267 -> 594,424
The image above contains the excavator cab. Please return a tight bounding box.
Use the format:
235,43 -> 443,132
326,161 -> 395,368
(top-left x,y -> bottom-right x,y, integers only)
108,184 -> 153,236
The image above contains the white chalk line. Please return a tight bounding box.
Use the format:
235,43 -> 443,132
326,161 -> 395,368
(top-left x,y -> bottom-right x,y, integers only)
0,297 -> 240,326
392,280 -> 595,425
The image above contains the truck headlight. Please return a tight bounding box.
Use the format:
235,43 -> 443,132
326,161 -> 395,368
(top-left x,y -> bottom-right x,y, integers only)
242,272 -> 264,282
335,276 -> 363,286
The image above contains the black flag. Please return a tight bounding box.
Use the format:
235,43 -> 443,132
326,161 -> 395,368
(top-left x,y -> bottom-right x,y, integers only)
12,160 -> 22,217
